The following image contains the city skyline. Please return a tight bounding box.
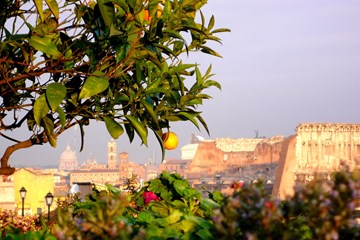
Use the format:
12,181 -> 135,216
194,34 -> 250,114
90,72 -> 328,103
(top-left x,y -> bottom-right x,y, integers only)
1,0 -> 360,167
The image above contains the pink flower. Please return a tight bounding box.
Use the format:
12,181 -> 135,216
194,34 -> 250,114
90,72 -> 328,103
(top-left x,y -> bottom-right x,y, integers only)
265,201 -> 272,209
231,181 -> 244,190
143,191 -> 159,204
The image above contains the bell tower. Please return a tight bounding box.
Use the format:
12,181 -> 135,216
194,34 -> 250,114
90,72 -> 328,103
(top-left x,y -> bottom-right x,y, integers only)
107,139 -> 117,169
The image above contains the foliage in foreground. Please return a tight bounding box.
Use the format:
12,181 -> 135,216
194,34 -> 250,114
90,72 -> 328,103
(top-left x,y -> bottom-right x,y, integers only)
0,0 -> 229,173
1,170 -> 360,239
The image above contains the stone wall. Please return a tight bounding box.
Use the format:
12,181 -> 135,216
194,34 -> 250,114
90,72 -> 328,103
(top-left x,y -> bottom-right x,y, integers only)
295,123 -> 360,174
185,136 -> 285,179
272,123 -> 360,199
0,180 -> 15,210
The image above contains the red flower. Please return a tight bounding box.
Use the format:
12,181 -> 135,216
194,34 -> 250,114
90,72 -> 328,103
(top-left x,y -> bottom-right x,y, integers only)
231,181 -> 244,190
143,191 -> 159,204
265,201 -> 272,209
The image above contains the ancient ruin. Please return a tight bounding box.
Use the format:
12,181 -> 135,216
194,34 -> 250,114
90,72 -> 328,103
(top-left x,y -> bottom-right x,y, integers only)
185,136 -> 285,186
272,123 -> 360,199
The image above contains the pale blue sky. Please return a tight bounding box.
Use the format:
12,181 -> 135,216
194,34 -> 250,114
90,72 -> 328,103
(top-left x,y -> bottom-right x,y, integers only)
2,0 -> 360,167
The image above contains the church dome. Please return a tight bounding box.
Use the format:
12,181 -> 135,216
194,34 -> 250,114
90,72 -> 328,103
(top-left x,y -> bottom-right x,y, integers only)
59,145 -> 78,171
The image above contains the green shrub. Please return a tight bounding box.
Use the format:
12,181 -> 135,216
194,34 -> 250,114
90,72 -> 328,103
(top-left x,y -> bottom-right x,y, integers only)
2,170 -> 360,239
52,172 -> 219,239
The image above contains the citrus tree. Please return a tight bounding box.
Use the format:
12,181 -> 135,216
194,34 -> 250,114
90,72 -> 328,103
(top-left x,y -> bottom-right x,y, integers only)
0,0 -> 229,175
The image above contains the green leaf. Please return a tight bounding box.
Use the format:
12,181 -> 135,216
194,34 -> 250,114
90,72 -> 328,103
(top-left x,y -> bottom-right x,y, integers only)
200,198 -> 220,211
55,107 -> 66,129
171,200 -> 187,208
208,15 -> 215,31
195,65 -> 203,86
165,210 -> 183,225
42,116 -> 56,147
163,29 -> 187,44
28,36 -> 62,59
169,64 -> 195,75
98,0 -> 115,27
145,77 -> 162,94
173,179 -> 190,195
45,0 -> 59,19
177,111 -> 200,129
149,201 -> 170,217
34,94 -> 50,126
148,179 -> 163,194
33,18 -> 58,36
200,46 -> 222,57
196,229 -> 213,240
183,188 -> 201,199
196,114 -> 210,135
124,123 -> 135,143
152,129 -> 165,161
79,71 -> 109,99
211,28 -> 231,34
125,115 -> 148,146
104,117 -> 124,139
204,80 -> 221,90
141,100 -> 159,127
210,190 -> 224,203
78,121 -> 85,152
34,0 -> 44,22
174,219 -> 196,233
137,211 -> 155,224
105,183 -> 120,195
46,83 -> 66,111
185,215 -> 212,230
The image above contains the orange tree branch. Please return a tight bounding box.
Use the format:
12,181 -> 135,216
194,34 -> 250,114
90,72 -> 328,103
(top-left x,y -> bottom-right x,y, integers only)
0,118 -> 82,172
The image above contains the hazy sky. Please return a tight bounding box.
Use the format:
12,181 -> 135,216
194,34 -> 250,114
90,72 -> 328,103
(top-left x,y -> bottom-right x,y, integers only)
2,0 -> 360,167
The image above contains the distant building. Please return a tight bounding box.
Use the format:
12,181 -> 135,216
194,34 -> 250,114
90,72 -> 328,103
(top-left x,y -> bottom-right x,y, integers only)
273,123 -> 360,199
185,136 -> 285,180
119,152 -> 145,180
181,134 -> 204,160
12,168 -> 54,215
0,176 -> 15,210
54,173 -> 70,198
158,159 -> 191,177
69,146 -> 145,186
81,158 -> 107,169
108,139 -> 117,169
181,144 -> 199,160
59,145 -> 78,171
70,169 -> 119,185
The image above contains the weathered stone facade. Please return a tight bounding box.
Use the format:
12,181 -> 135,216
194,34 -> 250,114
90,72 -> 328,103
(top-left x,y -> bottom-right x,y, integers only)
158,159 -> 191,178
295,123 -> 360,174
185,136 -> 285,182
272,123 -> 360,199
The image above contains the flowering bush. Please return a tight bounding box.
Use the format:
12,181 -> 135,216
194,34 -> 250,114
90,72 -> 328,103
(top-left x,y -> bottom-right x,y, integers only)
213,170 -> 360,240
0,209 -> 54,239
52,172 -> 220,239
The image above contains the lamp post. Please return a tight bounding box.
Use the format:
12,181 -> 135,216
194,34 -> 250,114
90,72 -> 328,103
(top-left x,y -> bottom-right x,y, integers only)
19,187 -> 27,216
45,192 -> 54,222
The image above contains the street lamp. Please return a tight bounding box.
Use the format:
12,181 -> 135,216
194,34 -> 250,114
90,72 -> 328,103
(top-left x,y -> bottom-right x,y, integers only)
45,192 -> 54,222
19,187 -> 27,216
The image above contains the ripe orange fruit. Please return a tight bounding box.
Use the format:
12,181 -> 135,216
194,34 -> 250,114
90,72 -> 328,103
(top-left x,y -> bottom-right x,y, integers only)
162,131 -> 179,150
144,5 -> 162,21
144,10 -> 151,21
